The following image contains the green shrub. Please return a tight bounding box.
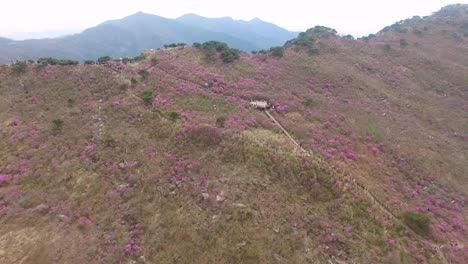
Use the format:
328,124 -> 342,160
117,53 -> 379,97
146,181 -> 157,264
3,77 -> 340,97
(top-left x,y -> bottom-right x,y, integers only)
164,43 -> 186,48
57,59 -> 79,66
221,48 -> 241,63
198,41 -> 241,63
216,116 -> 226,128
141,90 -> 154,106
269,46 -> 284,57
37,57 -> 78,66
97,56 -> 112,64
344,34 -> 355,40
11,61 -> 27,75
131,77 -> 138,86
201,41 -> 229,52
193,42 -> 201,48
84,60 -> 95,65
404,212 -> 431,236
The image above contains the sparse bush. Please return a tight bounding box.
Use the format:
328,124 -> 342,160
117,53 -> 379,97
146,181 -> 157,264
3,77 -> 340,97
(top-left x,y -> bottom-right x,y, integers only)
384,44 -> 391,51
11,61 -> 27,74
413,29 -> 423,36
269,46 -> 284,57
138,69 -> 149,80
67,98 -> 75,107
131,77 -> 138,86
84,60 -> 95,65
52,119 -> 64,133
168,112 -> 179,121
394,27 -> 408,33
400,39 -> 409,47
104,135 -> 116,147
97,56 -> 112,64
186,125 -> 223,146
404,212 -> 431,236
303,98 -> 320,108
344,34 -> 355,40
360,34 -> 376,42
193,42 -> 201,48
141,90 -> 153,106
37,57 -> 57,65
285,32 -> 318,55
150,56 -> 159,65
121,57 -> 132,64
118,83 -> 128,91
132,53 -> 146,62
216,116 -> 226,128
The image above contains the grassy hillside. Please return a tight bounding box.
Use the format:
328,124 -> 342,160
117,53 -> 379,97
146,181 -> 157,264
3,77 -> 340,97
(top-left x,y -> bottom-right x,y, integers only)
0,5 -> 466,264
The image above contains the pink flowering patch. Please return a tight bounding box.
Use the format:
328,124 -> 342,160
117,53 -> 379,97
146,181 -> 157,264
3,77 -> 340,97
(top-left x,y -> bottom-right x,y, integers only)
112,99 -> 122,106
85,144 -> 96,152
176,83 -> 198,93
152,95 -> 172,108
271,99 -> 288,114
323,121 -> 332,129
124,240 -> 142,253
0,174 -> 12,186
343,226 -> 353,235
78,216 -> 93,226
343,148 -> 358,161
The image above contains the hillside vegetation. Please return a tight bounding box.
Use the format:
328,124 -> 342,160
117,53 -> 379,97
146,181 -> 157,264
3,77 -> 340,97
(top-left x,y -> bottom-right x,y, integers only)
0,4 -> 467,264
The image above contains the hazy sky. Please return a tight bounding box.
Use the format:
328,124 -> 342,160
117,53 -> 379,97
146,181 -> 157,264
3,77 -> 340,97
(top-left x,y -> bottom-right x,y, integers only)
0,0 -> 465,38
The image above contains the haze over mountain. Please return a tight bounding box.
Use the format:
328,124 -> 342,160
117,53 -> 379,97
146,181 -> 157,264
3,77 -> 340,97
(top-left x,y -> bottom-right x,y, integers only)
0,12 -> 297,63
5,29 -> 83,41
0,3 -> 467,264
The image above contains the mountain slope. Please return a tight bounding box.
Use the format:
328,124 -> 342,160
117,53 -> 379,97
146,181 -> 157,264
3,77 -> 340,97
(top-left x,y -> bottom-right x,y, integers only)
0,4 -> 467,264
176,14 -> 298,50
0,12 -> 297,63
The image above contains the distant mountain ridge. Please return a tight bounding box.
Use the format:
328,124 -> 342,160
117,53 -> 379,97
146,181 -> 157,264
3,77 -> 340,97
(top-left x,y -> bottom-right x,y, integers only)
0,12 -> 297,63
